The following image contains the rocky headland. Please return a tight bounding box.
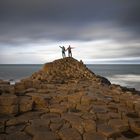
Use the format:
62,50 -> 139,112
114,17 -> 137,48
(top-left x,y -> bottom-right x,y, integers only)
0,57 -> 140,140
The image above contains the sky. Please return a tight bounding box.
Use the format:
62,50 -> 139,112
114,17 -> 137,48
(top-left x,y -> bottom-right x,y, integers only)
0,0 -> 140,64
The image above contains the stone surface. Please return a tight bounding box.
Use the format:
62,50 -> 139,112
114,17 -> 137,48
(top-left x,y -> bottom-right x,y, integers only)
27,92 -> 51,109
6,132 -> 32,140
0,104 -> 18,115
19,96 -> 33,113
49,104 -> 68,114
98,124 -> 120,138
83,132 -> 106,140
0,94 -> 18,106
58,128 -> 82,140
129,118 -> 140,134
108,119 -> 129,132
82,120 -> 96,132
33,131 -> 59,140
0,57 -> 140,140
25,119 -> 50,135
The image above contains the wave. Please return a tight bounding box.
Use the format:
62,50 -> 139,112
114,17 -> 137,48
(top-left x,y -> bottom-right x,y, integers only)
107,74 -> 140,91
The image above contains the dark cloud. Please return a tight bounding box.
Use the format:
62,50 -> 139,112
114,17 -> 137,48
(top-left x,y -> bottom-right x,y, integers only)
0,0 -> 140,64
0,0 -> 140,44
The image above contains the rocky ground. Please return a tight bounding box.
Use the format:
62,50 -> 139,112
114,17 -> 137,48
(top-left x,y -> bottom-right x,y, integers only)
0,57 -> 140,140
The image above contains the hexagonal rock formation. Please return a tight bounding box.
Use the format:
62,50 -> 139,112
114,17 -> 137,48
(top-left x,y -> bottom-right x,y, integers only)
30,57 -> 111,85
0,57 -> 140,140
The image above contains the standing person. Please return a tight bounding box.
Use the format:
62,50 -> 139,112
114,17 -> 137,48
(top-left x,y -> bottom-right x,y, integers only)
59,46 -> 66,58
67,45 -> 73,57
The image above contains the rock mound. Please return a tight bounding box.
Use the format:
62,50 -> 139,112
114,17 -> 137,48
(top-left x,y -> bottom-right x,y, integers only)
0,57 -> 140,140
31,57 -> 111,85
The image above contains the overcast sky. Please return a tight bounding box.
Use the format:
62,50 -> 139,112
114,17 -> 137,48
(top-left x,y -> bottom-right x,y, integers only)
0,0 -> 140,64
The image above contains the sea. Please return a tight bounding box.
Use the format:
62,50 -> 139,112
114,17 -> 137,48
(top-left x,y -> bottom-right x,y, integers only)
0,64 -> 140,91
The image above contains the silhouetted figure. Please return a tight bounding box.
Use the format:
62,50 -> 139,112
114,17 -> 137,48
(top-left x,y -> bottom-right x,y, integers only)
67,45 -> 73,57
59,46 -> 66,58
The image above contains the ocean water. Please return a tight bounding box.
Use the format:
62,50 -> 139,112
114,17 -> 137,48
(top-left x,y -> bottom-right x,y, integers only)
87,64 -> 140,91
0,64 -> 140,91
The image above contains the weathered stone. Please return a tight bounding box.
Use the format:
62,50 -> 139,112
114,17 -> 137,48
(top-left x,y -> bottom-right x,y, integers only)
108,119 -> 129,132
0,80 -> 10,85
81,113 -> 96,120
7,111 -> 45,126
129,118 -> 140,134
23,80 -> 33,89
62,113 -> 84,134
19,96 -> 33,113
96,113 -> 110,124
134,101 -> 140,113
83,132 -> 106,140
0,123 -> 4,133
81,95 -> 94,105
33,131 -> 59,140
32,80 -> 41,89
0,104 -> 18,115
6,124 -> 25,134
107,103 -> 118,113
49,104 -> 67,114
68,91 -> 86,104
6,132 -> 32,140
58,128 -> 82,140
6,117 -> 28,126
56,93 -> 68,102
76,104 -> 92,112
91,105 -> 108,114
24,88 -> 36,93
25,119 -> 50,136
0,85 -> 15,94
108,112 -> 121,119
27,93 -> 51,109
98,124 -> 120,138
118,136 -> 140,140
0,94 -> 18,106
0,134 -> 6,140
65,102 -> 77,110
41,112 -> 60,120
61,122 -> 71,129
15,82 -> 25,93
82,120 -> 96,132
50,122 -> 63,131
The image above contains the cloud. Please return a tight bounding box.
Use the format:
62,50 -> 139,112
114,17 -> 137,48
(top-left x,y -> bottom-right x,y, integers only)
0,0 -> 140,63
